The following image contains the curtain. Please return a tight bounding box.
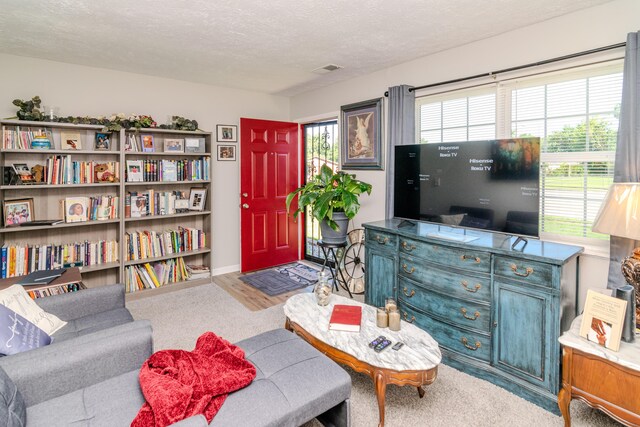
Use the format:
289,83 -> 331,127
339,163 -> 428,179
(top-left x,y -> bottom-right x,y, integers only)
385,85 -> 415,219
608,31 -> 640,289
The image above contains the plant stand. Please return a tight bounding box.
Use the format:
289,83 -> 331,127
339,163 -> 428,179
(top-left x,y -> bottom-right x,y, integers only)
317,240 -> 352,298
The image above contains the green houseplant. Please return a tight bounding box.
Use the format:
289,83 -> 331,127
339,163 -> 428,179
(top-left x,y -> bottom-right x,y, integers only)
286,164 -> 372,244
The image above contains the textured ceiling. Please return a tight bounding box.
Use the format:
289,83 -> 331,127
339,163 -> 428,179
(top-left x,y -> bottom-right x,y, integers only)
0,0 -> 613,96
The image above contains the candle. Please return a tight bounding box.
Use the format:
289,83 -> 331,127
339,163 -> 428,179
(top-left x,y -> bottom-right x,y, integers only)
388,309 -> 401,331
385,297 -> 397,313
376,307 -> 388,328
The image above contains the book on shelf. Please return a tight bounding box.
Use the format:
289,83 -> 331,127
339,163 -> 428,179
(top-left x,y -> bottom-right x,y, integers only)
15,267 -> 66,286
125,257 -> 190,293
42,157 -> 119,185
186,264 -> 210,279
27,282 -> 86,299
329,305 -> 362,332
124,227 -> 206,261
579,290 -> 627,352
2,126 -> 53,150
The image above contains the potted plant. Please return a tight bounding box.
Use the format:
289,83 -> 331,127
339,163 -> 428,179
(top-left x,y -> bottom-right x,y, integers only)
286,164 -> 372,244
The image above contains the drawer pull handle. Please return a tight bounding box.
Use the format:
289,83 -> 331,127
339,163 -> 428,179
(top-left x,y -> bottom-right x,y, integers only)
401,241 -> 416,251
461,254 -> 481,263
460,280 -> 481,293
402,264 -> 415,274
461,337 -> 481,351
402,312 -> 416,323
375,236 -> 389,245
460,308 -> 480,321
402,287 -> 415,298
510,263 -> 534,277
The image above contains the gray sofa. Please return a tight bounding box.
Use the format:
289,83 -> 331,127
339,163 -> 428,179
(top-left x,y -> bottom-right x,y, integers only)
0,322 -> 351,426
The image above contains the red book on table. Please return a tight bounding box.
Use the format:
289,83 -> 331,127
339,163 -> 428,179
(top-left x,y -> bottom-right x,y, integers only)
329,304 -> 362,332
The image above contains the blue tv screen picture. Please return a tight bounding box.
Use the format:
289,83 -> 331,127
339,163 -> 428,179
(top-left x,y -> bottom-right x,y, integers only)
0,304 -> 52,356
394,138 -> 540,237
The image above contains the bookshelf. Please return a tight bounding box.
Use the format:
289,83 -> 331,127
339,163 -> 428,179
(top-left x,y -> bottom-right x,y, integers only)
0,120 -> 213,296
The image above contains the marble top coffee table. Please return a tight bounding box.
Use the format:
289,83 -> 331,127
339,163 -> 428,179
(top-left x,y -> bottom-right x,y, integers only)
284,293 -> 441,427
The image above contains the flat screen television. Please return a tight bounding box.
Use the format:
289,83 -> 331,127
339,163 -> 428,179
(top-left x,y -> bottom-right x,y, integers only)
394,138 -> 541,238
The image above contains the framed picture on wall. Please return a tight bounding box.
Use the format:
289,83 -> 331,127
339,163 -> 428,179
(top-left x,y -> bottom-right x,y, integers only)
216,125 -> 237,142
217,145 -> 236,161
340,98 -> 383,170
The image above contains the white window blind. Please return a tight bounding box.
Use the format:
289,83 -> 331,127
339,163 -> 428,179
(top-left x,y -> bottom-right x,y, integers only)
415,60 -> 623,248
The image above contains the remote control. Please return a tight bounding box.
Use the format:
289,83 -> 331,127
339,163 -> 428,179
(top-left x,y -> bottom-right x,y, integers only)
392,342 -> 404,351
369,336 -> 386,348
374,339 -> 392,353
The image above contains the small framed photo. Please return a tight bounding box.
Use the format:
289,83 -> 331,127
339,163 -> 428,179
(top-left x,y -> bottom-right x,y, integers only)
217,145 -> 236,161
189,188 -> 207,211
3,198 -> 34,226
61,132 -> 82,150
64,197 -> 89,223
126,160 -> 144,182
185,137 -> 206,153
164,138 -> 184,153
11,164 -> 35,184
94,133 -> 111,150
216,125 -> 237,142
141,134 -> 155,152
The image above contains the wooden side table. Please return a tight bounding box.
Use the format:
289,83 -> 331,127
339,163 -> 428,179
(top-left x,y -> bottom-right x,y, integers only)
558,316 -> 640,427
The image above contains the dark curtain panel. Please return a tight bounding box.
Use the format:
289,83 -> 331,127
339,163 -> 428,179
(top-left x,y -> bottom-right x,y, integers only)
385,85 -> 415,219
608,31 -> 640,289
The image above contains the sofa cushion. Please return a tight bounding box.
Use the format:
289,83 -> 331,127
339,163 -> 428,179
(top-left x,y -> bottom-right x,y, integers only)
26,370 -> 144,427
51,307 -> 133,342
211,329 -> 351,427
0,367 -> 26,427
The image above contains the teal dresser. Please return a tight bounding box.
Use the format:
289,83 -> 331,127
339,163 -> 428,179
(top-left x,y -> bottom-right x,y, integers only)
363,220 -> 583,413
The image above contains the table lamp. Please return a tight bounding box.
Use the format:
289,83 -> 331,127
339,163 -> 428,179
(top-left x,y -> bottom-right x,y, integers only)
592,182 -> 640,329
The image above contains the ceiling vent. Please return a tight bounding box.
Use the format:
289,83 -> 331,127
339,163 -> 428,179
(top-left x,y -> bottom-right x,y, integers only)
312,64 -> 342,74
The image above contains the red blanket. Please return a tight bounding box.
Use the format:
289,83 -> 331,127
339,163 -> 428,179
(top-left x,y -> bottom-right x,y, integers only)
131,332 -> 257,427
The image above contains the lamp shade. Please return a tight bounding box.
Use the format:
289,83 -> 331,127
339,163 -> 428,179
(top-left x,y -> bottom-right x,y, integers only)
592,182 -> 640,240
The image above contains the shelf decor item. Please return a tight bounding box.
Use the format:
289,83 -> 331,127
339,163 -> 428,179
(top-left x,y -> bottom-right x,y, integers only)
189,188 -> 207,211
141,134 -> 155,152
3,198 -> 34,226
164,138 -> 184,153
286,164 -> 372,244
340,97 -> 383,170
30,134 -> 51,150
185,137 -> 205,153
61,132 -> 82,150
94,133 -> 111,150
64,197 -> 89,223
216,124 -> 237,142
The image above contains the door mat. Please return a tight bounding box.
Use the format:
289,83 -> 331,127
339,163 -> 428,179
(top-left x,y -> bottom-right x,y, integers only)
240,263 -> 319,296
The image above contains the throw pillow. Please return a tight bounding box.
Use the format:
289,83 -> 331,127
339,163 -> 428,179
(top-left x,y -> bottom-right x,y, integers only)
0,285 -> 66,335
0,304 -> 51,356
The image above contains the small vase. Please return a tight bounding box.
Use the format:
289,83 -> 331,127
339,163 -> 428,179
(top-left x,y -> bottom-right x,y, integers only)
30,135 -> 51,150
314,270 -> 332,306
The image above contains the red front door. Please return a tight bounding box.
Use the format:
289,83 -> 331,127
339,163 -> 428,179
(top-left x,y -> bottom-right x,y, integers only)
240,118 -> 300,272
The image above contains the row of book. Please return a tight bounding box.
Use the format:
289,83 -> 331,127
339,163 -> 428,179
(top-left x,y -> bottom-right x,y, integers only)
125,190 -> 190,218
27,283 -> 87,299
44,157 -> 119,184
2,127 -> 53,150
124,227 -> 206,261
1,240 -> 118,278
124,257 -> 190,292
60,195 -> 120,222
125,158 -> 210,182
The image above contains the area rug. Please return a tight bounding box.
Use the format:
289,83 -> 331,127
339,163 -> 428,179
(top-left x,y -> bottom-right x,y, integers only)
239,263 -> 318,296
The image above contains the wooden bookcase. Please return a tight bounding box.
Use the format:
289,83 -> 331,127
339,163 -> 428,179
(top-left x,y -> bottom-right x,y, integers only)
0,120 -> 213,297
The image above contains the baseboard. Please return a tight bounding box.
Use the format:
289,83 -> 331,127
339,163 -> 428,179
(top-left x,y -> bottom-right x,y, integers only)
212,264 -> 240,276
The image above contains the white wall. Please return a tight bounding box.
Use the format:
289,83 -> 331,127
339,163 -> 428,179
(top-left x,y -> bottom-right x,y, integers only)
0,54 -> 290,273
290,0 -> 640,308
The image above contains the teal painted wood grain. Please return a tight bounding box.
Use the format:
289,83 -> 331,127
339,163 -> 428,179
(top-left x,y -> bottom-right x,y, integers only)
494,256 -> 554,288
398,236 -> 491,272
493,281 -> 552,391
398,254 -> 491,302
398,277 -> 491,332
364,246 -> 396,308
366,229 -> 397,251
401,303 -> 491,362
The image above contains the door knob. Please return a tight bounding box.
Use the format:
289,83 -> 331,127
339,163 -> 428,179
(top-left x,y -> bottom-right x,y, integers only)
242,203 -> 249,209
242,193 -> 248,198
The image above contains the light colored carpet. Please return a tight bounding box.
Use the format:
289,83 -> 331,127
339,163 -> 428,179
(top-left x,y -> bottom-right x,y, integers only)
126,281 -> 619,427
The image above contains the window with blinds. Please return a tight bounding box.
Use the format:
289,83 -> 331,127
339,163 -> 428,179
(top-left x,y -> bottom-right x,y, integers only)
415,61 -> 623,247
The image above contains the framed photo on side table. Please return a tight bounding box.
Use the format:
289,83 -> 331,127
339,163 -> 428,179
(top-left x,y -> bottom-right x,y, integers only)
189,188 -> 207,211
340,98 -> 383,170
217,145 -> 236,161
3,198 -> 34,226
216,125 -> 237,142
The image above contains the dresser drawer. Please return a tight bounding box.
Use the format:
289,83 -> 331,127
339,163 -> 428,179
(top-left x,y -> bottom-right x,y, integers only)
399,237 -> 490,273
366,229 -> 397,251
401,303 -> 491,363
398,277 -> 491,332
494,256 -> 554,288
398,254 -> 491,302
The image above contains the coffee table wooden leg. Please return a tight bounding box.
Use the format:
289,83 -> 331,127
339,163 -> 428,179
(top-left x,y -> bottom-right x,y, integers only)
374,370 -> 387,427
558,386 -> 571,427
417,386 -> 425,398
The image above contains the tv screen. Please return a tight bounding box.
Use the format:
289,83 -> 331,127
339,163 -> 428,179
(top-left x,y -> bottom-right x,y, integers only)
394,138 -> 540,237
